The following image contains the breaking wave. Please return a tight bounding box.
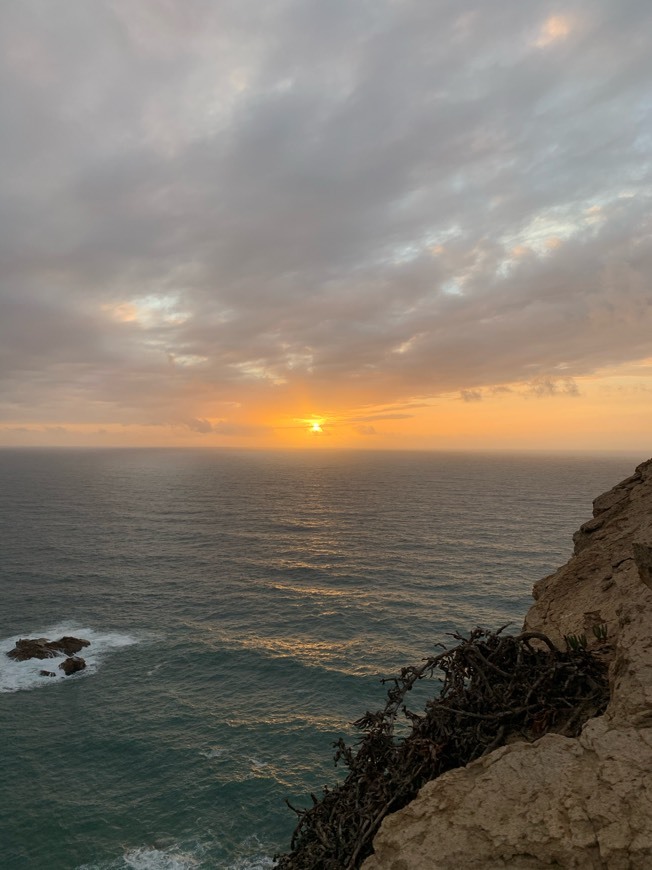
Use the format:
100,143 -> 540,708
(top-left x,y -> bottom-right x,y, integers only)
0,623 -> 139,693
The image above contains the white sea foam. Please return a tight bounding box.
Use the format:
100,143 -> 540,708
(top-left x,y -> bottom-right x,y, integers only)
0,623 -> 139,693
77,840 -> 275,870
122,846 -> 201,869
226,856 -> 275,870
78,843 -> 202,869
199,746 -> 228,759
226,838 -> 276,870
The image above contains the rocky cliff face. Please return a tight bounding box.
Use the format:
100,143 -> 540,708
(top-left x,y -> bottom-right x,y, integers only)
364,459 -> 652,870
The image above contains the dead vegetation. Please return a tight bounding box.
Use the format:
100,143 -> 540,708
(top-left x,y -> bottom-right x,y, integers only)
276,626 -> 609,870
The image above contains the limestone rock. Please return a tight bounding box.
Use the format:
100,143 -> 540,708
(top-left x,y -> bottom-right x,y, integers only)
633,542 -> 652,589
364,457 -> 652,870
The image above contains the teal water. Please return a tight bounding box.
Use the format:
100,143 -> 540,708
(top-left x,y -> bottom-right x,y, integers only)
0,449 -> 638,868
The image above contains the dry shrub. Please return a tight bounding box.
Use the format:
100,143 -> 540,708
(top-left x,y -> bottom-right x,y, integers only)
276,627 -> 609,869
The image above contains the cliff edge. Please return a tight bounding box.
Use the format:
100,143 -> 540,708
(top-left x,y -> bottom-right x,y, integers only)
363,458 -> 652,870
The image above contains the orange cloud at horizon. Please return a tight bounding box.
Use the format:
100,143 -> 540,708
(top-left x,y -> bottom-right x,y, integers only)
1,363 -> 650,455
2,1 -> 651,462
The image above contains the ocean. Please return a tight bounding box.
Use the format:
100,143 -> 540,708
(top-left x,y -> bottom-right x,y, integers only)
0,448 -> 639,869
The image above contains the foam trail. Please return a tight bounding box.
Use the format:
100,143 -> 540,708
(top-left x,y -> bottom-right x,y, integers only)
123,847 -> 201,869
227,857 -> 275,870
77,840 -> 276,869
78,844 -> 202,869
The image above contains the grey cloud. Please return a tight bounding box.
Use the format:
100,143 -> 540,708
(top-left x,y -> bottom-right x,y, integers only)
212,421 -> 271,437
527,377 -> 580,398
461,390 -> 483,402
185,418 -> 270,437
0,0 -> 651,426
187,418 -> 213,433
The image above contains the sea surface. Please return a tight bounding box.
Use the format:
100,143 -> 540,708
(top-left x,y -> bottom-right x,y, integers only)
0,448 -> 640,869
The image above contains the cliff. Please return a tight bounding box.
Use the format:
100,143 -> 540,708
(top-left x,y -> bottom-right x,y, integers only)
363,458 -> 652,870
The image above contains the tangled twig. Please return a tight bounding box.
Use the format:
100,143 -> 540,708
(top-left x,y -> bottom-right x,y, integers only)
275,626 -> 609,870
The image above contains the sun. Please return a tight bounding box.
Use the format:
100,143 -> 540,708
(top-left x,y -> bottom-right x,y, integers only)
298,416 -> 327,436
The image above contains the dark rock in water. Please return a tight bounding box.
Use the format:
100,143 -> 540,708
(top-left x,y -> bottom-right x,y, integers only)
55,636 -> 90,656
39,670 -> 56,677
7,638 -> 54,661
58,656 -> 86,675
7,635 -> 90,661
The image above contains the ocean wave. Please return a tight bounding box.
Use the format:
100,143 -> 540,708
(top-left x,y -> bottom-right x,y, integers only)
207,629 -> 410,680
123,847 -> 200,870
199,746 -> 228,759
78,844 -> 201,870
0,623 -> 139,693
271,521 -> 320,532
224,835 -> 276,870
226,856 -> 275,870
266,581 -> 369,600
78,840 -> 275,870
223,711 -> 349,731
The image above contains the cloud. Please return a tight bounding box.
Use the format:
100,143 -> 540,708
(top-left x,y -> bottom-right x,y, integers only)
187,417 -> 213,434
527,377 -> 580,398
0,0 -> 651,433
535,15 -> 572,48
460,390 -> 483,402
212,421 -> 271,437
348,413 -> 415,422
355,425 -> 376,436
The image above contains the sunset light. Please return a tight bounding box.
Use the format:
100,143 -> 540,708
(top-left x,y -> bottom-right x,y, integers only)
2,3 -> 651,866
0,1 -> 649,454
535,15 -> 572,47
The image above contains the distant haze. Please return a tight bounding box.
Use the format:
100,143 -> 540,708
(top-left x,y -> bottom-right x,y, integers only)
1,1 -> 651,450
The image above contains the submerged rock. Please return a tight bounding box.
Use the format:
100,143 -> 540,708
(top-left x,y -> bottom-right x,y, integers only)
364,458 -> 652,870
39,670 -> 56,677
7,635 -> 90,661
58,656 -> 86,675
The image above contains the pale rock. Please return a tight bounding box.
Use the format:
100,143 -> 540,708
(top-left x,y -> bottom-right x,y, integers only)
364,458 -> 652,870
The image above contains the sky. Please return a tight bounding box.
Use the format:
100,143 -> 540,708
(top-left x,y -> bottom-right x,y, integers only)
1,0 -> 651,452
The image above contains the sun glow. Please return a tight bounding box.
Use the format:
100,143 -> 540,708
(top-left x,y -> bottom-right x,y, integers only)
303,417 -> 325,434
536,15 -> 572,47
